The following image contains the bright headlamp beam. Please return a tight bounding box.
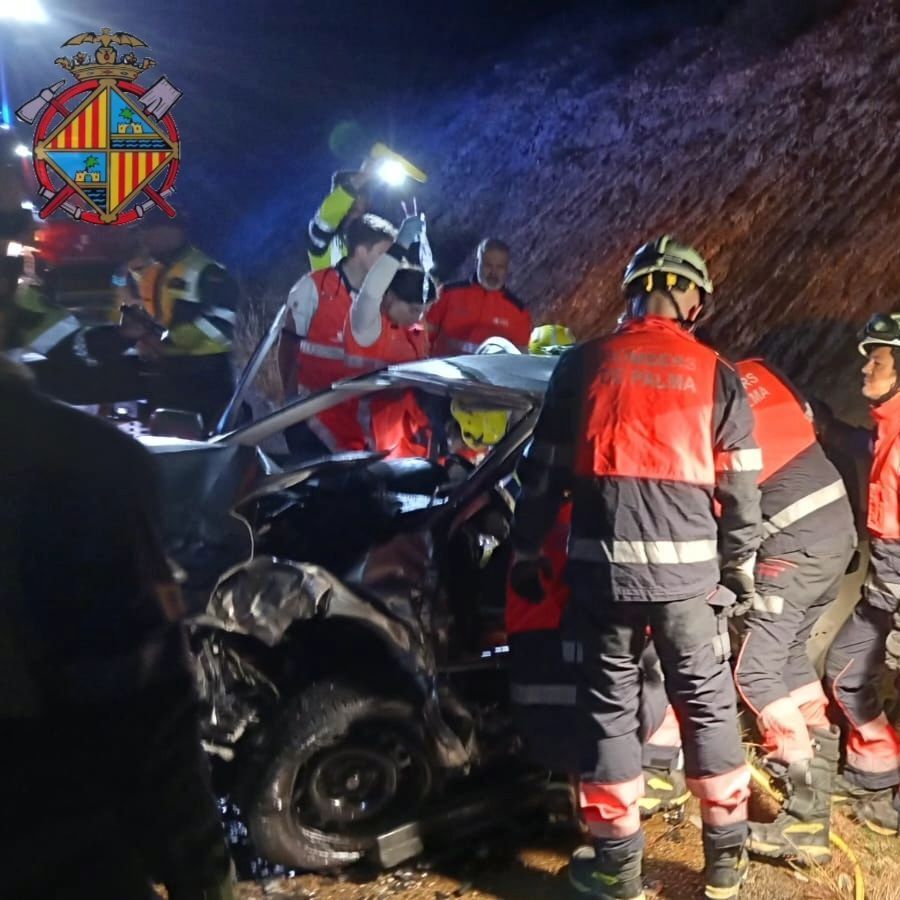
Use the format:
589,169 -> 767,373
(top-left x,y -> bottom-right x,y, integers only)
377,158 -> 408,187
14,143 -> 32,157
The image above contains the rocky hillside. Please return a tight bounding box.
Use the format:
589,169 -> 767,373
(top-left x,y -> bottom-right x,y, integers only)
249,0 -> 898,421
395,0 -> 895,423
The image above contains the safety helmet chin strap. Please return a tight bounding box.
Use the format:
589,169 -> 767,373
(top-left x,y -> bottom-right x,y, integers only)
868,347 -> 900,406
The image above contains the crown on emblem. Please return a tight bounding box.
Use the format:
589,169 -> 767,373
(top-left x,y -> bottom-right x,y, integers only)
55,27 -> 156,83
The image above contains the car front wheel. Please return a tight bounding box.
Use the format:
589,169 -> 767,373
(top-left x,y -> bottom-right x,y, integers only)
247,681 -> 432,871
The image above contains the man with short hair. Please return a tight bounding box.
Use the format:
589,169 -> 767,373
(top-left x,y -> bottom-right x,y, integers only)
426,238 -> 532,356
278,213 -> 396,452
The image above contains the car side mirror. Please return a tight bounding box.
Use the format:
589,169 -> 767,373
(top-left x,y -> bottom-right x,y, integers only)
149,408 -> 205,441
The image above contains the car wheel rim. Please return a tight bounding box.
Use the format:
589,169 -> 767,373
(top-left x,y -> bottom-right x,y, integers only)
306,745 -> 399,826
294,723 -> 430,834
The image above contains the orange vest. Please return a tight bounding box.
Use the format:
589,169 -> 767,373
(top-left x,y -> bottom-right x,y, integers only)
344,314 -> 429,371
426,280 -> 532,356
368,391 -> 432,460
295,267 -> 354,393
575,318 -> 718,485
736,359 -> 816,484
868,392 -> 900,540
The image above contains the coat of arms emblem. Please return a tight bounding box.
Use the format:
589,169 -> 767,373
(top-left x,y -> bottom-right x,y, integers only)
16,27 -> 182,225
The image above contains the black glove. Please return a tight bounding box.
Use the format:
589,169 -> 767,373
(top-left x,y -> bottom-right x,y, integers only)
719,558 -> 757,617
509,556 -> 553,604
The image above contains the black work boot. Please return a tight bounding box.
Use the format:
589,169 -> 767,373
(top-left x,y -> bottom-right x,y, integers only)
639,765 -> 690,821
851,788 -> 900,835
569,839 -> 645,899
703,829 -> 749,900
748,726 -> 838,864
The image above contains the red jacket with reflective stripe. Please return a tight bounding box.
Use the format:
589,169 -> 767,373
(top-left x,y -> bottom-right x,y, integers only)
344,314 -> 428,371
295,267 -> 353,393
426,279 -> 532,356
737,359 -> 852,556
863,393 -> 900,612
512,317 -> 762,602
344,317 -> 428,454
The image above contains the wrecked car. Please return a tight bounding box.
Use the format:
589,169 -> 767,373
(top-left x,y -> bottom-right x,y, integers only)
146,351 -> 559,871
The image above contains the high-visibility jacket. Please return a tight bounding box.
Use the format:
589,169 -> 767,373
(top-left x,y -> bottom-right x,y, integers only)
344,314 -> 428,370
737,358 -> 853,556
425,278 -> 532,356
865,391 -> 900,611
11,283 -> 80,356
344,314 -> 428,454
512,316 -> 762,602
306,182 -> 355,272
286,266 -> 369,453
293,266 -> 355,395
133,246 -> 236,356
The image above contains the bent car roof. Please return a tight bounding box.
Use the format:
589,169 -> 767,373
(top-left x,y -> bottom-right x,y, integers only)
363,353 -> 558,397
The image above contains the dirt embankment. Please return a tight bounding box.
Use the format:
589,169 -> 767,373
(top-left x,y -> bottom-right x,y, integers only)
399,0 -> 899,421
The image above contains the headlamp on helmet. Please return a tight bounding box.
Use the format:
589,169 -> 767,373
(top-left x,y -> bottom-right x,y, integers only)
859,313 -> 900,356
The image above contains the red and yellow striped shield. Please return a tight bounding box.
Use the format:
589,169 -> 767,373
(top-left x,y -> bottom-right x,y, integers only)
39,82 -> 176,220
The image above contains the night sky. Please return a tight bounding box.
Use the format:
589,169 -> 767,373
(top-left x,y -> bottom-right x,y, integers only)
1,0 -> 734,271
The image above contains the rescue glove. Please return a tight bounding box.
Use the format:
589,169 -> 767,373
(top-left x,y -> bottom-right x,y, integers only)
885,612 -> 900,672
395,214 -> 424,249
509,555 -> 553,604
719,556 -> 757,617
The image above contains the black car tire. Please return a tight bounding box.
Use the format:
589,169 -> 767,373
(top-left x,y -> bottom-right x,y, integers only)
246,681 -> 432,871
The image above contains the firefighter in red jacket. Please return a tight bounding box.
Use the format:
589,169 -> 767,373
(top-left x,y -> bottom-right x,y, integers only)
510,236 -> 761,900
730,359 -> 855,862
507,500 -> 689,820
823,313 -> 900,834
426,238 -> 532,356
278,214 -> 396,453
345,216 -> 436,455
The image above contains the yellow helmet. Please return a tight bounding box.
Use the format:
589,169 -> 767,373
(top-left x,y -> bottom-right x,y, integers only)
450,398 -> 510,451
528,323 -> 576,356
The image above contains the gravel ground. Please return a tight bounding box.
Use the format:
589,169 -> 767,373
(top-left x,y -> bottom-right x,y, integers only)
229,800 -> 882,900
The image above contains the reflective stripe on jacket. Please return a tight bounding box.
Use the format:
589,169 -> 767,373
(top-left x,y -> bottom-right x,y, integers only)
344,313 -> 428,370
737,358 -> 854,555
295,266 -> 355,394
425,278 -> 532,357
13,284 -> 79,355
134,246 -> 235,356
512,317 -> 762,602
